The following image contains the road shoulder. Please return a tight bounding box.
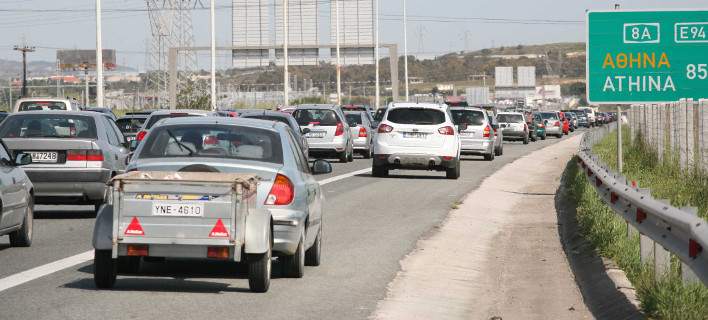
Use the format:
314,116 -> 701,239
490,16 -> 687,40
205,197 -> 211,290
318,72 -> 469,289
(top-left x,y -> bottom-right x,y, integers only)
372,135 -> 592,320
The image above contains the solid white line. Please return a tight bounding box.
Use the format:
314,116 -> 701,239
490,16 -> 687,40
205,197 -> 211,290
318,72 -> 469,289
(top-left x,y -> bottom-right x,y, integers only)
0,250 -> 93,293
0,167 -> 372,293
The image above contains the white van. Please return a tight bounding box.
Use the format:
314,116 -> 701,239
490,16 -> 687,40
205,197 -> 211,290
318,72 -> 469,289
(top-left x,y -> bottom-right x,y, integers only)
577,107 -> 597,127
13,98 -> 80,113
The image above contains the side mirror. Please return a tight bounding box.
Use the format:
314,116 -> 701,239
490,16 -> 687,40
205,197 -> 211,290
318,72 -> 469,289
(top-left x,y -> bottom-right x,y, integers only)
14,153 -> 32,166
311,159 -> 333,175
301,128 -> 311,135
458,123 -> 468,131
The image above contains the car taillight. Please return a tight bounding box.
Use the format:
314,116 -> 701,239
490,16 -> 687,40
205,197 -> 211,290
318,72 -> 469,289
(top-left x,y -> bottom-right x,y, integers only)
265,174 -> 294,205
438,126 -> 454,135
67,150 -> 104,161
136,130 -> 147,141
358,127 -> 367,138
483,125 -> 491,138
554,121 -> 561,127
335,122 -> 344,136
378,124 -> 393,133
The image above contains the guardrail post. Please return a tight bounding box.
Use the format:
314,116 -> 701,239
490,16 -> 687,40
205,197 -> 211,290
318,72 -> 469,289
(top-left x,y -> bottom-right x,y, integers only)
680,206 -> 701,284
640,233 -> 654,265
653,199 -> 673,279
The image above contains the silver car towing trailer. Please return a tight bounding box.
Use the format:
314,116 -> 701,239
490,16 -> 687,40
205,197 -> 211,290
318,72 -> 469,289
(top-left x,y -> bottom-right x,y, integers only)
92,171 -> 273,292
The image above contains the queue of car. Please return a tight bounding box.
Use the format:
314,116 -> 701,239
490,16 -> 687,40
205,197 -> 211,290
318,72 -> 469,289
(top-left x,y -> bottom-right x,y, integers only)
0,98 -> 605,293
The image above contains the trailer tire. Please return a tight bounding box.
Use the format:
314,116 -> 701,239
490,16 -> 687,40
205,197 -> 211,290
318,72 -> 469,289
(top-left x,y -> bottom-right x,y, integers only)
248,229 -> 272,293
94,249 -> 116,289
282,234 -> 305,278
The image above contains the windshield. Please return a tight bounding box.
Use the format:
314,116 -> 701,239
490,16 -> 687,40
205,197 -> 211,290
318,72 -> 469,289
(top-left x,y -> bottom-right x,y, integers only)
292,109 -> 340,126
116,118 -> 146,134
386,108 -> 446,125
145,113 -> 202,130
19,101 -> 67,111
138,125 -> 283,164
497,114 -> 524,123
450,110 -> 485,126
0,114 -> 97,139
345,113 -> 362,126
540,112 -> 559,120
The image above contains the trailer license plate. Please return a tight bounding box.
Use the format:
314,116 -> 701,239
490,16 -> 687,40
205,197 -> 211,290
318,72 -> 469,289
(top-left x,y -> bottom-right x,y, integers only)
152,202 -> 204,217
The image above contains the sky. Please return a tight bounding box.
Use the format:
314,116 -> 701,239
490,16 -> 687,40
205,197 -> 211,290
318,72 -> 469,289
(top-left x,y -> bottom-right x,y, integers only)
0,0 -> 706,72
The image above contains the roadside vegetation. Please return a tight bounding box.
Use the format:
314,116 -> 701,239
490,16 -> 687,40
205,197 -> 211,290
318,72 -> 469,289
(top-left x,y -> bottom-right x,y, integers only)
565,127 -> 708,319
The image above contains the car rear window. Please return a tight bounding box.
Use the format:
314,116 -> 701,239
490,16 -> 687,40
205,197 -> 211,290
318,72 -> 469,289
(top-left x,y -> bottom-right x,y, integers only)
450,110 -> 485,126
386,108 -> 446,125
240,115 -> 290,127
0,114 -> 97,139
138,124 -> 283,164
145,113 -> 202,130
293,109 -> 340,126
116,118 -> 147,134
345,113 -> 362,126
19,101 -> 67,111
497,114 -> 524,123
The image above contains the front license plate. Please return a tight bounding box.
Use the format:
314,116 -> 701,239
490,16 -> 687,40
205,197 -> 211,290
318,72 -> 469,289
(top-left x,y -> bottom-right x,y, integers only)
152,202 -> 205,217
307,131 -> 326,138
402,132 -> 427,139
29,152 -> 58,163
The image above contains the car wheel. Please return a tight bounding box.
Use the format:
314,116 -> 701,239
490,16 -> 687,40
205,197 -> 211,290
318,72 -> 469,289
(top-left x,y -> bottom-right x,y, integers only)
523,136 -> 529,145
248,231 -> 272,293
372,163 -> 388,177
9,198 -> 33,247
338,151 -> 348,163
564,131 -> 569,135
347,148 -> 354,162
541,133 -> 546,140
446,161 -> 460,179
282,234 -> 305,278
94,249 -> 117,289
484,152 -> 494,161
362,148 -> 372,159
305,225 -> 322,266
557,134 -> 563,138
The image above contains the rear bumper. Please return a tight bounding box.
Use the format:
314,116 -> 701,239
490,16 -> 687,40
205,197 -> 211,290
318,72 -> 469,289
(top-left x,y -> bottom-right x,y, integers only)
25,168 -> 110,203
502,130 -> 527,139
270,208 -> 307,255
307,138 -> 347,153
373,154 -> 458,171
460,139 -> 493,155
546,127 -> 562,135
352,137 -> 370,150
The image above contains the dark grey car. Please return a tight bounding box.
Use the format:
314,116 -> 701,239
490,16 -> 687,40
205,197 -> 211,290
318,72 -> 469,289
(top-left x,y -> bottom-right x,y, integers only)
0,111 -> 130,211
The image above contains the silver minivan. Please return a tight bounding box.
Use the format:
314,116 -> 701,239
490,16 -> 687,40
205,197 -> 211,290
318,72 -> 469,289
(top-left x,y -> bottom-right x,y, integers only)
450,107 -> 496,161
293,105 -> 354,163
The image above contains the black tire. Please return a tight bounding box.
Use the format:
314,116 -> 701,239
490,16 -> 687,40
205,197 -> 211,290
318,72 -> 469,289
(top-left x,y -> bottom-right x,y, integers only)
94,249 -> 117,289
117,256 -> 141,274
541,133 -> 547,140
484,152 -> 494,161
564,131 -> 569,135
523,136 -> 529,145
494,144 -> 501,156
282,234 -> 305,278
9,198 -> 33,247
338,151 -> 347,163
305,225 -> 322,267
347,148 -> 354,162
248,229 -> 272,293
446,161 -> 461,179
530,134 -> 537,142
362,149 -> 372,159
372,163 -> 388,177
94,202 -> 103,213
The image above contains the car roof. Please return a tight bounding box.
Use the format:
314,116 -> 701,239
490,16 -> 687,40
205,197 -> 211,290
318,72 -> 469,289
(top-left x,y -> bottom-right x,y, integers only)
497,111 -> 523,115
16,97 -> 70,102
7,110 -> 101,117
239,110 -> 290,118
389,102 -> 447,110
149,109 -> 214,115
295,104 -> 339,110
449,106 -> 485,112
156,116 -> 285,131
118,114 -> 149,119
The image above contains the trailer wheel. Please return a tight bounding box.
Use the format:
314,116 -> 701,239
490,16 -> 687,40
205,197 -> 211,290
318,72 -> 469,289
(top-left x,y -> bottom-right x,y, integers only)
248,230 -> 272,293
94,250 -> 117,289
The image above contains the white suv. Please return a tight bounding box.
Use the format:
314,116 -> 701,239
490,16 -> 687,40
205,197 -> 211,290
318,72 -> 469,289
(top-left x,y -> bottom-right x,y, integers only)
372,103 -> 461,179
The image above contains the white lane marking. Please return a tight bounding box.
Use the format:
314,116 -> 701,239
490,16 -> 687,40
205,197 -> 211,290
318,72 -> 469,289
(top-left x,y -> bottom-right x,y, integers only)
0,251 -> 93,292
0,167 -> 372,293
318,167 -> 372,186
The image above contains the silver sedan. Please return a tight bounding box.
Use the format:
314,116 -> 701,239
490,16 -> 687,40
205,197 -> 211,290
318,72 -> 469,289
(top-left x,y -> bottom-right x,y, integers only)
0,144 -> 34,247
126,117 -> 332,277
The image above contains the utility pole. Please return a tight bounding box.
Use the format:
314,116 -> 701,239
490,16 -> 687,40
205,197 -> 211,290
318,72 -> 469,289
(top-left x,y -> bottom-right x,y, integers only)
83,63 -> 90,106
13,44 -> 35,98
8,78 -> 13,109
55,59 -> 61,97
283,0 -> 290,107
374,0 -> 380,109
335,0 -> 342,105
403,0 -> 409,101
96,0 -> 104,108
210,0 -> 217,110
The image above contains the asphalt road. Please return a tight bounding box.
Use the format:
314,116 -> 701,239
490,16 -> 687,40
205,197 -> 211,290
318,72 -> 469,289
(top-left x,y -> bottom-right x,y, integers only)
0,130 -> 585,320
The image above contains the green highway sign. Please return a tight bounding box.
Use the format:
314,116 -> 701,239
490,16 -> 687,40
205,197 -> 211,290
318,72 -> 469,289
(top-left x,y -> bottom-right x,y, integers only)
587,10 -> 708,104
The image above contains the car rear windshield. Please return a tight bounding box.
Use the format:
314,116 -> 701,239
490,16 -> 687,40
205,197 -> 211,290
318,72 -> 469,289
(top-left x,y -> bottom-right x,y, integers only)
540,112 -> 559,120
345,113 -> 362,126
138,124 -> 283,164
116,118 -> 147,134
386,108 -> 446,125
450,110 -> 485,126
0,114 -> 97,139
145,113 -> 202,130
240,115 -> 291,127
293,109 -> 340,126
18,101 -> 67,111
497,114 -> 524,123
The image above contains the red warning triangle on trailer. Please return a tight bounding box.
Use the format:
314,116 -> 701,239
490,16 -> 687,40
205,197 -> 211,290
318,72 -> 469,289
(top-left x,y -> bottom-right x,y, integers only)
209,219 -> 229,238
124,217 -> 145,236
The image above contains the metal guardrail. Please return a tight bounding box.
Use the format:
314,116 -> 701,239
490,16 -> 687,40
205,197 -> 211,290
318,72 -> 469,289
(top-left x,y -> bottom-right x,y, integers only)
578,125 -> 708,286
